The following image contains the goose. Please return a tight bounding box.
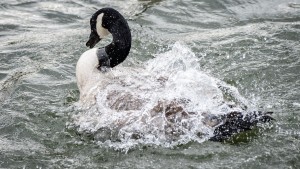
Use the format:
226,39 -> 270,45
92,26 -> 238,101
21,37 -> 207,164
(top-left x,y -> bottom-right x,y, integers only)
76,7 -> 131,104
75,7 -> 273,142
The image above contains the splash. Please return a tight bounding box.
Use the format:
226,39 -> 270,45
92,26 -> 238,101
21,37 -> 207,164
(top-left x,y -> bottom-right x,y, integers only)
69,42 -> 249,150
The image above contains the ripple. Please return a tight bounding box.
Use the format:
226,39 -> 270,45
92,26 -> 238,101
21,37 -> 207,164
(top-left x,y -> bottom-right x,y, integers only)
0,0 -> 299,168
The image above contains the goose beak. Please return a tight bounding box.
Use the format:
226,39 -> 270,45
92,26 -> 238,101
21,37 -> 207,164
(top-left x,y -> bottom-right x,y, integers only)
86,31 -> 101,48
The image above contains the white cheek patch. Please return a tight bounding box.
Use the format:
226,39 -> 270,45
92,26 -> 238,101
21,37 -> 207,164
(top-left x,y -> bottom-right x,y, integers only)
96,13 -> 110,38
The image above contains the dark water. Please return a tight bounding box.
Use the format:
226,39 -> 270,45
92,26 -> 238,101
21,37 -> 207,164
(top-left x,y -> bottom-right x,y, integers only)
0,0 -> 300,168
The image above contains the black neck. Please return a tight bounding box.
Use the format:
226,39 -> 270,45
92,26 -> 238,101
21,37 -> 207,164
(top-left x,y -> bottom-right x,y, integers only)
105,19 -> 131,68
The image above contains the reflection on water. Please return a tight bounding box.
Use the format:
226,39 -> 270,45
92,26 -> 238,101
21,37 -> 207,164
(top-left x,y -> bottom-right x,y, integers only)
0,0 -> 299,168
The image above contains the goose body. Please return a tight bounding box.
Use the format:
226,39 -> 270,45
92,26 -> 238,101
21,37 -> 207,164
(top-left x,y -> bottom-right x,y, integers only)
75,8 -> 273,142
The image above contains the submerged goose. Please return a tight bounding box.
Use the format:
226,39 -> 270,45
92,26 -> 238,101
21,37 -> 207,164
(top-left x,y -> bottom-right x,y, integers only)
76,8 -> 273,142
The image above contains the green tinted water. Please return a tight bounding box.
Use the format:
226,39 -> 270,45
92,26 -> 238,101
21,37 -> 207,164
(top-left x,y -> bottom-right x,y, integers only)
0,0 -> 299,168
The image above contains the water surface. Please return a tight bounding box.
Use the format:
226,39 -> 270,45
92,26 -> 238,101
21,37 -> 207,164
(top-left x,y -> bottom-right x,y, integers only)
0,0 -> 300,168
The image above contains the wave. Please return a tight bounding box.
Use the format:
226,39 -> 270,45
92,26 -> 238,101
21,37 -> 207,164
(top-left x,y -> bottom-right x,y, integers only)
69,42 -> 253,151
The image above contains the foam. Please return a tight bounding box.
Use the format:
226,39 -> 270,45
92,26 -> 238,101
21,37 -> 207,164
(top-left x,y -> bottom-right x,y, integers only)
69,42 -> 248,151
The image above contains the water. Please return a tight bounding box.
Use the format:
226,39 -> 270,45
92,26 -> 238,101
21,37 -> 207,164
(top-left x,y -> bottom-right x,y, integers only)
0,0 -> 299,168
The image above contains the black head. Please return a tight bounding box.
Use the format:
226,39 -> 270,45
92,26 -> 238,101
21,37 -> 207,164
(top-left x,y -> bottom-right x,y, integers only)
86,8 -> 126,48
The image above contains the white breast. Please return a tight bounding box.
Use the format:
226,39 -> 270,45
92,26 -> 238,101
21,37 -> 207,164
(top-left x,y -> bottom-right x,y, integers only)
76,49 -> 100,101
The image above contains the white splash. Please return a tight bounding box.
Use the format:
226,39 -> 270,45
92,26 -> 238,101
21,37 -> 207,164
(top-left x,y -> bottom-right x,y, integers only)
69,42 -> 248,150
